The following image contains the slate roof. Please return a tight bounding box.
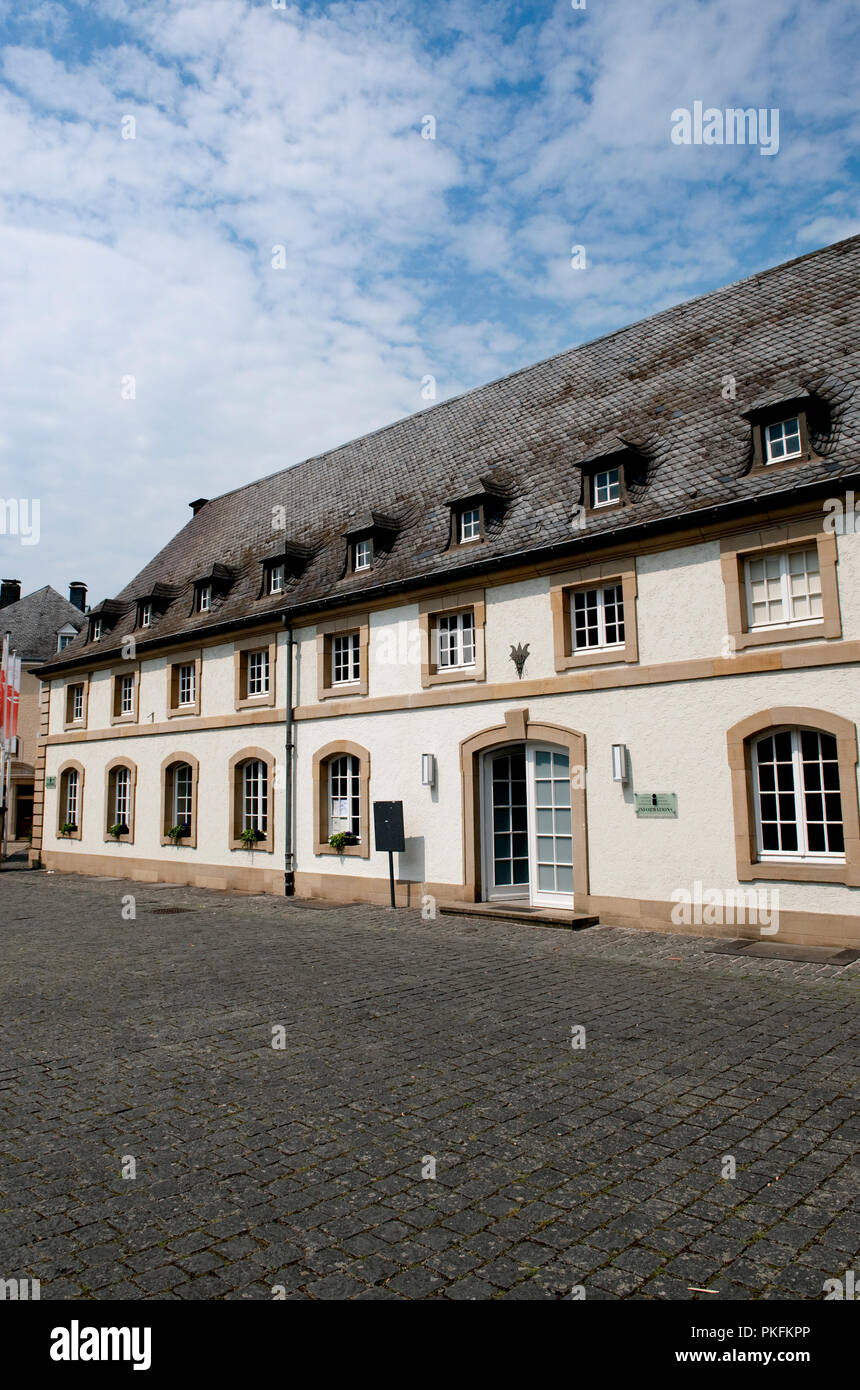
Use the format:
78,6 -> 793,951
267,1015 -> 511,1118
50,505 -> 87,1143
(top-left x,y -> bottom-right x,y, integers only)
41,234 -> 860,675
1,587 -> 86,663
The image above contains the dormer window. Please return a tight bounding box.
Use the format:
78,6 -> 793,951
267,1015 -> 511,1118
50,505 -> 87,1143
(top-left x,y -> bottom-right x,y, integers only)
268,563 -> 285,594
592,468 -> 621,508
764,417 -> 802,463
353,538 -> 372,572
139,602 -> 152,628
458,506 -> 482,544
742,387 -> 824,472
197,585 -> 212,613
91,618 -> 102,642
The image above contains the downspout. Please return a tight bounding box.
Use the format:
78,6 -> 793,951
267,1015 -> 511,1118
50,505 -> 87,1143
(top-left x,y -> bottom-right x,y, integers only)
282,616 -> 295,896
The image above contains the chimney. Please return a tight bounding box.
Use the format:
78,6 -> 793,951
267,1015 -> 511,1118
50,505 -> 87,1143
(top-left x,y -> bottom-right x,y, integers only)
68,582 -> 87,612
189,498 -> 209,516
0,579 -> 21,608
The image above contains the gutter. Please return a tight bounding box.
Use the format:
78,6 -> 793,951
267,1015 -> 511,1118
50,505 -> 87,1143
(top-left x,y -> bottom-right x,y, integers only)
282,616 -> 295,896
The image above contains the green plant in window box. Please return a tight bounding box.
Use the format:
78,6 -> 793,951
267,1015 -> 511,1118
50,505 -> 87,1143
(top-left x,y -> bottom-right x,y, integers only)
328,831 -> 358,853
108,822 -> 128,841
166,823 -> 189,844
240,826 -> 265,848
60,821 -> 77,838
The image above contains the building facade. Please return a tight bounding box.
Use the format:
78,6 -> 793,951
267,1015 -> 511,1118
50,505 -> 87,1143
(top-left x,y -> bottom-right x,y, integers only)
1,581 -> 86,844
34,237 -> 860,947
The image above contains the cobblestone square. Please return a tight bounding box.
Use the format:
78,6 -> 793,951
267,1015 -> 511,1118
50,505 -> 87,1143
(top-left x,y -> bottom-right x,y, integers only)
1,870 -> 857,1300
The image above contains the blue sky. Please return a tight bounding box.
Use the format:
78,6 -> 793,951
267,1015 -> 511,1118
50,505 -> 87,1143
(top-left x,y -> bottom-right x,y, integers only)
0,0 -> 858,603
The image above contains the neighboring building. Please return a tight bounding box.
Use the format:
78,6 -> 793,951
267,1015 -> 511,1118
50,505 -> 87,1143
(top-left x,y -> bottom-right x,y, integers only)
34,235 -> 860,948
1,581 -> 86,842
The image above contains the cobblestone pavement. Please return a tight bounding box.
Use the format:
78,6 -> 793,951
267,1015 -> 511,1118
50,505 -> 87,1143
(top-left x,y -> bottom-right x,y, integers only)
0,870 -> 857,1301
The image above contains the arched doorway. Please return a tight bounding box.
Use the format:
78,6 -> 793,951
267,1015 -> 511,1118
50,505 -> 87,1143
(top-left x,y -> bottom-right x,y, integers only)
461,711 -> 589,909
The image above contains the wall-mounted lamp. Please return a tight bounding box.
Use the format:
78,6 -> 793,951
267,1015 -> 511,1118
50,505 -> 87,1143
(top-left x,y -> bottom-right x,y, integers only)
611,743 -> 629,784
421,753 -> 437,788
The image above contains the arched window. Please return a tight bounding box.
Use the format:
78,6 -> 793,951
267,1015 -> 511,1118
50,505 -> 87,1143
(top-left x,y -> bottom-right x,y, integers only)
58,766 -> 81,838
727,709 -> 859,886
105,760 -> 136,842
312,742 -> 370,857
161,755 -> 199,847
752,728 -> 843,861
228,748 -> 275,852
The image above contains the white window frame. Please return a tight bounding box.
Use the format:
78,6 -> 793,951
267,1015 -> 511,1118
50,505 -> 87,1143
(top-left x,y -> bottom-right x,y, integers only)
120,674 -> 134,715
173,764 -> 193,827
328,754 -> 360,837
65,769 -> 79,826
57,627 -> 76,651
353,539 -> 372,572
91,618 -> 102,641
592,468 -> 621,507
139,602 -> 152,628
459,507 -> 482,543
242,759 -> 268,834
113,766 -> 130,826
764,416 -> 802,463
197,585 -> 212,613
752,728 -> 845,864
247,649 -> 270,697
744,547 -> 822,631
570,583 -> 625,652
177,663 -> 196,706
331,632 -> 361,684
435,610 -> 476,670
268,564 -> 285,595
71,684 -> 84,722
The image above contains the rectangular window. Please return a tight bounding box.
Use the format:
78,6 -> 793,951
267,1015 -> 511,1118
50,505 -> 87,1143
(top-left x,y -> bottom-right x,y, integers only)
571,583 -> 625,651
764,417 -> 802,463
592,468 -> 621,507
120,675 -> 134,715
435,610 -> 476,669
91,618 -> 102,641
197,586 -> 211,613
745,548 -> 822,630
332,632 -> 361,683
139,603 -> 152,628
58,633 -> 73,650
268,564 -> 285,594
459,507 -> 482,543
71,685 -> 84,721
247,649 -> 270,696
65,770 -> 79,826
353,539 -> 372,571
177,663 -> 195,706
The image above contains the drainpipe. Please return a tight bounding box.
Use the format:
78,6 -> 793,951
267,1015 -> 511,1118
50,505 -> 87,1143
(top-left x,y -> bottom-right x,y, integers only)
282,616 -> 296,896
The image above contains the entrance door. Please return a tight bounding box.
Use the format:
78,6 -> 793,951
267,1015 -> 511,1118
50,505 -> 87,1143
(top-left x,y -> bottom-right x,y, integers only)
481,743 -> 574,908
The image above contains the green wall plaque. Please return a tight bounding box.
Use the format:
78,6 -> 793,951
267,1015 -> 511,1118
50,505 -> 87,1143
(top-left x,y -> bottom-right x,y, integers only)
45,776 -> 56,789
634,792 -> 677,818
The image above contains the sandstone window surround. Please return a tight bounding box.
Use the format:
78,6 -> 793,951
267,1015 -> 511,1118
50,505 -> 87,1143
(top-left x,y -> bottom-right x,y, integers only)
166,650 -> 203,717
63,675 -> 89,731
161,754 -> 200,848
550,559 -> 639,672
316,613 -> 369,699
419,590 -> 486,688
234,632 -> 278,710
104,758 -> 137,843
720,524 -> 840,652
110,666 -> 140,725
726,708 -> 860,886
312,740 -> 370,858
57,760 -> 85,840
228,747 -> 275,853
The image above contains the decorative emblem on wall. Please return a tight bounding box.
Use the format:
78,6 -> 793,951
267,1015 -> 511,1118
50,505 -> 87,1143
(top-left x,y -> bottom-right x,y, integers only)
509,642 -> 530,679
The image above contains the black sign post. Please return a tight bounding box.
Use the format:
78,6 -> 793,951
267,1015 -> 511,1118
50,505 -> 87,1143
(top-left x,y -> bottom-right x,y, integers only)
373,800 -> 405,909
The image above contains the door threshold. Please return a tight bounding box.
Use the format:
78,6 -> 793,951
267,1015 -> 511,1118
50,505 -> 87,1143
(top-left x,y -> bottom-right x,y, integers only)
440,901 -> 599,930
